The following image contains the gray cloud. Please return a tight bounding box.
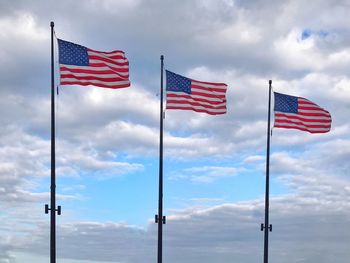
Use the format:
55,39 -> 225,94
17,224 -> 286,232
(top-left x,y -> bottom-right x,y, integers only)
1,0 -> 350,262
15,177 -> 350,263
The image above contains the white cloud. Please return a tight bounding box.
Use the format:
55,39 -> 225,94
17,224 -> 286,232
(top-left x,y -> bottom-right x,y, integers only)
169,166 -> 238,183
273,28 -> 324,71
0,12 -> 47,42
243,155 -> 264,163
0,0 -> 350,262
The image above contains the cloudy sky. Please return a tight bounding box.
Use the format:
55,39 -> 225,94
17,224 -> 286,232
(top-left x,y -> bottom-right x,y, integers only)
1,0 -> 350,262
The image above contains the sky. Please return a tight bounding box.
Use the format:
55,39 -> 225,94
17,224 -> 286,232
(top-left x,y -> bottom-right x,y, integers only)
0,0 -> 350,262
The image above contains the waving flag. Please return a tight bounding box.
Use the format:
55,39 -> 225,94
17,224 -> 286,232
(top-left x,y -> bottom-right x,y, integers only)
58,39 -> 130,89
274,92 -> 331,133
166,70 -> 227,115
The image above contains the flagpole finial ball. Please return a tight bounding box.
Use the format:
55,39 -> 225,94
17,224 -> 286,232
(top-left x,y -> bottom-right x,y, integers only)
50,21 -> 54,27
160,55 -> 164,60
269,80 -> 272,85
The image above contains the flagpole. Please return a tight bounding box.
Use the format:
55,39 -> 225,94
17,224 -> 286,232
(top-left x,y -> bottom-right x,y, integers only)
261,80 -> 272,263
156,55 -> 166,263
45,21 -> 61,263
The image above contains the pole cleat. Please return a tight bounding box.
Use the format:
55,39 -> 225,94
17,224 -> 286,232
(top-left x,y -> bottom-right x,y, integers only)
45,204 -> 49,214
261,223 -> 273,232
44,204 -> 62,215
155,215 -> 166,224
57,206 -> 62,215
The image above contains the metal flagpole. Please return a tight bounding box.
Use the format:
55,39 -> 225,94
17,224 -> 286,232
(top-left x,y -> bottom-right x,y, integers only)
261,80 -> 273,263
45,21 -> 61,263
155,55 -> 166,263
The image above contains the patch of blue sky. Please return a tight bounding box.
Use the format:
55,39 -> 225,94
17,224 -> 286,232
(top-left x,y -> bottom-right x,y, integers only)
164,156 -> 291,204
302,29 -> 312,40
57,157 -> 158,225
49,151 -> 293,226
301,29 -> 329,40
165,166 -> 291,211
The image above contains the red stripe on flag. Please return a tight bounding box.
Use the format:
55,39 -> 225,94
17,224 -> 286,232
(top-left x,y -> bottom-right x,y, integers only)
274,96 -> 331,133
60,43 -> 130,89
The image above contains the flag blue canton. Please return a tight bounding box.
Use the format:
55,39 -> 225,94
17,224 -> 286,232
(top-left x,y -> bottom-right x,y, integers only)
274,92 -> 298,113
166,70 -> 191,94
58,39 -> 89,66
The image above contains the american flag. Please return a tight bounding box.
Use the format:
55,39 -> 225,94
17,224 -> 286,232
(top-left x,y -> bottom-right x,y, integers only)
58,39 -> 130,89
274,92 -> 332,133
165,70 -> 227,115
